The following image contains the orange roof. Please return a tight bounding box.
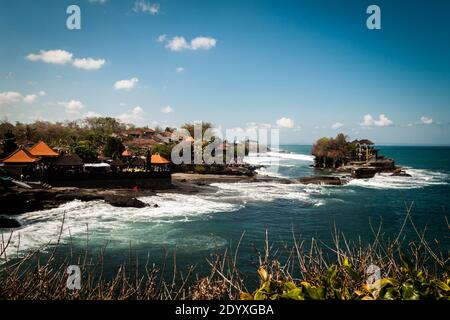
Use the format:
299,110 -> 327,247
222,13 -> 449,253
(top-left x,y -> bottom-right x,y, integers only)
151,153 -> 170,164
28,140 -> 59,157
122,149 -> 133,157
1,147 -> 40,164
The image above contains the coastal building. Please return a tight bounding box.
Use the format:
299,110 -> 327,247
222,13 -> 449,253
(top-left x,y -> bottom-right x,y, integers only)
28,140 -> 59,159
0,147 -> 40,177
353,139 -> 379,162
121,149 -> 133,158
51,154 -> 84,172
151,153 -> 171,172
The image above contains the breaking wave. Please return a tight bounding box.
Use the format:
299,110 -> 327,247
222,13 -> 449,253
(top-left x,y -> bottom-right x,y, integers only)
346,168 -> 449,189
1,194 -> 243,258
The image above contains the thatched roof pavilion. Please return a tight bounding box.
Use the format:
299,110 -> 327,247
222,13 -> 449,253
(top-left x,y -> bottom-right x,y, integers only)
28,140 -> 59,157
1,147 -> 40,164
121,149 -> 133,157
52,154 -> 83,167
151,153 -> 170,165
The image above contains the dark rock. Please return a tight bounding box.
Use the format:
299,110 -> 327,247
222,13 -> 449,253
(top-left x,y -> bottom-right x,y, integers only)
391,171 -> 412,177
351,167 -> 378,179
0,192 -> 47,215
54,193 -> 104,202
0,217 -> 21,228
297,176 -> 343,185
104,195 -> 148,208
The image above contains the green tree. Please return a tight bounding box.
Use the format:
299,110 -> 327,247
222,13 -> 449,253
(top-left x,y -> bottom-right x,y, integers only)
103,136 -> 125,158
1,130 -> 18,158
71,140 -> 98,162
151,142 -> 177,160
181,122 -> 213,139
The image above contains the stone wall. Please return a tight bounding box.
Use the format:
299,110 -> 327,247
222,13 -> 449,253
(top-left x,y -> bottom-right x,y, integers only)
44,172 -> 172,189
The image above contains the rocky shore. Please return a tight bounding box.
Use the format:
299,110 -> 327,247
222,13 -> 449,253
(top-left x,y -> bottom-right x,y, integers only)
0,165 -> 411,228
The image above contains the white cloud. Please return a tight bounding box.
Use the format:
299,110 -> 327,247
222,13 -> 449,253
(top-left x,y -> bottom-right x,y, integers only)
190,37 -> 217,50
23,94 -> 38,103
26,49 -> 105,70
89,0 -> 107,3
360,114 -> 393,127
0,91 -> 23,106
375,114 -> 393,127
72,58 -> 106,70
133,1 -> 159,15
163,36 -> 217,51
331,122 -> 344,130
276,117 -> 295,128
175,67 -> 185,73
117,106 -> 145,124
59,100 -> 84,114
0,91 -> 44,106
161,105 -> 173,113
157,34 -> 167,42
26,49 -> 73,65
38,91 -> 46,96
420,116 -> 433,125
84,111 -> 101,118
166,36 -> 189,51
114,77 -> 139,90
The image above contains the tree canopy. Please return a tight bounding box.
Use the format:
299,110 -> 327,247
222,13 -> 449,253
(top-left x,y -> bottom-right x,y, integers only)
312,133 -> 353,159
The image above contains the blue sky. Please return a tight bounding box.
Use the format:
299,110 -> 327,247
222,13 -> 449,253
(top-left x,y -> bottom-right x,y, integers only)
0,0 -> 449,144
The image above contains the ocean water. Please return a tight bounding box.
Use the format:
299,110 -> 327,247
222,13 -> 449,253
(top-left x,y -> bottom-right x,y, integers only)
2,145 -> 449,277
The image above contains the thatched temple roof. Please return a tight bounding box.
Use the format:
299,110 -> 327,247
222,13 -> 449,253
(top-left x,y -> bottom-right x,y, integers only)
53,154 -> 83,167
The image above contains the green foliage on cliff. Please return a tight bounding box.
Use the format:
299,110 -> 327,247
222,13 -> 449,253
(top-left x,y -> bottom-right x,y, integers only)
311,133 -> 354,159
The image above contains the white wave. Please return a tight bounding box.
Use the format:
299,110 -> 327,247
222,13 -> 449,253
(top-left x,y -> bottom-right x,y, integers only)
254,167 -> 288,178
244,151 -> 314,166
347,168 -> 449,189
210,181 -> 326,205
1,194 -> 242,259
267,151 -> 314,162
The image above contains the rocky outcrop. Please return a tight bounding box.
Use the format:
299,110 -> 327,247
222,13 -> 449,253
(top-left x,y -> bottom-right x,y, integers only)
391,168 -> 412,177
104,195 -> 148,208
0,217 -> 21,228
297,176 -> 343,185
0,188 -> 157,216
351,167 -> 378,179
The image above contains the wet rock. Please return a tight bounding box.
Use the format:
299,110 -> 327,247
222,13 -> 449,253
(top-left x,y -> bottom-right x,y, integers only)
104,195 -> 148,208
0,217 -> 21,228
391,171 -> 412,177
54,193 -> 104,202
351,167 -> 378,179
297,176 -> 343,185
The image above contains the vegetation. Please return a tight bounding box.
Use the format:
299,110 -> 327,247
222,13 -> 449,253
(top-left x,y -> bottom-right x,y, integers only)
181,122 -> 213,138
0,130 -> 18,158
103,136 -> 125,158
70,140 -> 98,162
151,142 -> 178,160
311,133 -> 357,168
1,211 -> 448,300
241,257 -> 449,300
0,118 -> 172,160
